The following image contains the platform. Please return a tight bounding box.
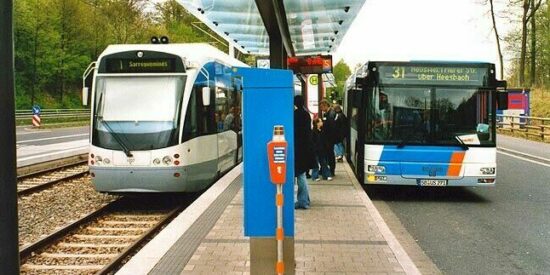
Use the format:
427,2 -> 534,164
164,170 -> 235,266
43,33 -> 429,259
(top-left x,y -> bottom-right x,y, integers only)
117,162 -> 420,274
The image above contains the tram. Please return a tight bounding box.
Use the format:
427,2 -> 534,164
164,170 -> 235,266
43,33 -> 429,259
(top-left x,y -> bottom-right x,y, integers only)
82,43 -> 246,192
344,61 -> 508,186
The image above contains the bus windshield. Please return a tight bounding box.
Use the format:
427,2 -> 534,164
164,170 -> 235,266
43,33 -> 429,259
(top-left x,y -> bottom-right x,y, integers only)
367,86 -> 494,146
92,76 -> 185,151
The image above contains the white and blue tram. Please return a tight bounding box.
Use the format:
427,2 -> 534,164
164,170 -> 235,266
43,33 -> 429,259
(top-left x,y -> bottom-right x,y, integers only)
83,43 -> 246,192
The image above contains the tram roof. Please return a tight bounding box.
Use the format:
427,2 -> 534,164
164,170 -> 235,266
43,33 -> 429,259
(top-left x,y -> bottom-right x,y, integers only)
176,0 -> 366,56
99,43 -> 247,67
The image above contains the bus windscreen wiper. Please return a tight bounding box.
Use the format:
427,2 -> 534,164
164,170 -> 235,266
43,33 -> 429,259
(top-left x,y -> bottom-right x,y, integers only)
454,135 -> 470,151
99,119 -> 133,157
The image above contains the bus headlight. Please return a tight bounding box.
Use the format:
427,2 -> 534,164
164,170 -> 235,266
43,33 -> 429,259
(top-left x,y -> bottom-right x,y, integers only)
162,156 -> 172,165
153,158 -> 161,165
480,167 -> 495,175
368,165 -> 386,173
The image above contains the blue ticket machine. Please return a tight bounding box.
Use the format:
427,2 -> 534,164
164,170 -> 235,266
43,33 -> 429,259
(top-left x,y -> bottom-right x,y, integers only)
235,67 -> 295,274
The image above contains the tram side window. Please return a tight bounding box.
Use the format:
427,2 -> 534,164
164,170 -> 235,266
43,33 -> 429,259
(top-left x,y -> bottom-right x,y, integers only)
215,86 -> 241,133
183,85 -> 216,142
215,87 -> 229,132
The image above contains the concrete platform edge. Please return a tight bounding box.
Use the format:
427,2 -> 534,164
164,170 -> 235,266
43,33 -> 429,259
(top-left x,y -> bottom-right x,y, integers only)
17,146 -> 89,167
116,163 -> 243,275
343,161 -> 421,275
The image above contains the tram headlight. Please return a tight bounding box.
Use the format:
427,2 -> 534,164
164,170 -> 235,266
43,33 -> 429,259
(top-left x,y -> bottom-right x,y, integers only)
153,158 -> 161,165
162,156 -> 172,165
480,167 -> 495,175
367,165 -> 386,173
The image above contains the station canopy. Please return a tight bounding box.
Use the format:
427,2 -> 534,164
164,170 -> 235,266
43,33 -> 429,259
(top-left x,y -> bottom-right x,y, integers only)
176,0 -> 366,56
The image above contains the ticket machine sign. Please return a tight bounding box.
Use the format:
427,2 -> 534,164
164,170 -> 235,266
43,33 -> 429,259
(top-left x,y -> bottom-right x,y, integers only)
267,126 -> 287,184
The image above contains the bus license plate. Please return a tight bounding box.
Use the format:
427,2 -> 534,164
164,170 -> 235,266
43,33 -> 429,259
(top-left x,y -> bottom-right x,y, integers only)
419,179 -> 447,186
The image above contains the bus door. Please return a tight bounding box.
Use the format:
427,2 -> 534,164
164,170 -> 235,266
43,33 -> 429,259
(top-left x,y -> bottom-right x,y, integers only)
348,89 -> 365,183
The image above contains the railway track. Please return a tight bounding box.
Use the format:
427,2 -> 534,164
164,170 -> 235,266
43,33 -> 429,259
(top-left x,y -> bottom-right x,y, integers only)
17,160 -> 89,196
20,197 -> 183,275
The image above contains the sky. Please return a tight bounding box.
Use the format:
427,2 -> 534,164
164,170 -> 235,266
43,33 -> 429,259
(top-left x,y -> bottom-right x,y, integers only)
333,0 -> 516,78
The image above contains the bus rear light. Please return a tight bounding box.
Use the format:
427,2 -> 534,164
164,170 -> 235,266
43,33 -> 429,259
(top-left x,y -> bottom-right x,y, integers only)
174,154 -> 180,159
90,153 -> 94,159
174,160 -> 180,165
478,178 -> 495,183
153,158 -> 161,165
90,160 -> 95,165
103,158 -> 111,164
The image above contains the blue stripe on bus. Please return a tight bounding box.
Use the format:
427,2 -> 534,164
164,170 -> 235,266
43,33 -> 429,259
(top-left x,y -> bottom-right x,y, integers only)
375,145 -> 465,177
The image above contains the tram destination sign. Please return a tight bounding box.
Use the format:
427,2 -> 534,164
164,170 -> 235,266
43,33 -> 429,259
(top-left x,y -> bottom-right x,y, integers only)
287,55 -> 332,74
106,58 -> 176,73
377,64 -> 489,86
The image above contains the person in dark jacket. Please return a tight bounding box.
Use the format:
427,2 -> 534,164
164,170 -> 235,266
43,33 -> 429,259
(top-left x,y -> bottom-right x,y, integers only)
311,118 -> 332,181
319,99 -> 337,176
294,95 -> 314,209
333,104 -> 348,162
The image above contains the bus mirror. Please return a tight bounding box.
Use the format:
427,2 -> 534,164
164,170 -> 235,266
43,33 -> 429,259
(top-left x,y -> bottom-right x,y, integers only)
202,87 -> 211,106
497,91 -> 508,110
82,87 -> 89,106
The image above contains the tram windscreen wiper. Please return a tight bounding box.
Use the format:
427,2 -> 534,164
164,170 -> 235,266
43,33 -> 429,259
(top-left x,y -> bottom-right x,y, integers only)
99,119 -> 133,157
454,135 -> 470,151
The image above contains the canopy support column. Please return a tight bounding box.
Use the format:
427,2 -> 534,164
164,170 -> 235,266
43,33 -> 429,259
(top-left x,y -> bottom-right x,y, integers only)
0,0 -> 20,273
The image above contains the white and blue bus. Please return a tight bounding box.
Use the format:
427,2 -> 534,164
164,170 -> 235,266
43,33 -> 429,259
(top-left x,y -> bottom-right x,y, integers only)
344,61 -> 508,186
82,43 -> 246,192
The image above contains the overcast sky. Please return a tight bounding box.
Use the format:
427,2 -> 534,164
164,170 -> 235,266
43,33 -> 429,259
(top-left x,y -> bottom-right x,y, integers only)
334,0 -> 517,78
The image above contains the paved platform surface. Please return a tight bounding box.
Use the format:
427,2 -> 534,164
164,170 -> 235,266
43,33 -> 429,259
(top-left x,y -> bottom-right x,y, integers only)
118,162 -> 420,274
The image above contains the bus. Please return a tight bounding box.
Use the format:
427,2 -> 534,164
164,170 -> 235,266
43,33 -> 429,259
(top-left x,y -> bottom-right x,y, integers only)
344,61 -> 508,186
82,43 -> 246,192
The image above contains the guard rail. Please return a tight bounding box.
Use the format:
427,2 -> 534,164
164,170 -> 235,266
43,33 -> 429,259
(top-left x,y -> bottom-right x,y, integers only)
497,114 -> 550,140
15,109 -> 90,121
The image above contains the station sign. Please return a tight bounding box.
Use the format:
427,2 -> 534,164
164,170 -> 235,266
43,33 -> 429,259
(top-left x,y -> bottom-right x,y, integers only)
377,64 -> 488,86
287,55 -> 332,75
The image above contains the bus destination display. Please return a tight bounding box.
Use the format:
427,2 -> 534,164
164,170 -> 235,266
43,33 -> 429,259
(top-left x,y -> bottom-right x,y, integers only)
106,58 -> 176,73
378,65 -> 488,86
287,55 -> 332,74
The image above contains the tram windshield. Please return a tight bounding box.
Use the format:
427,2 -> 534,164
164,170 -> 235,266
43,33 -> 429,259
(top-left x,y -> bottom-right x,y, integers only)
366,86 -> 495,146
92,76 -> 185,151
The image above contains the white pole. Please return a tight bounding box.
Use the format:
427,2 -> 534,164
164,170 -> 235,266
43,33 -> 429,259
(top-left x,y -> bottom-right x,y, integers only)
229,45 -> 235,58
276,184 -> 283,274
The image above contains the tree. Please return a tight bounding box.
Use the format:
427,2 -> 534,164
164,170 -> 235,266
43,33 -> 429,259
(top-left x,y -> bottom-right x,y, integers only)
330,60 -> 351,101
483,0 -> 505,80
519,0 -> 542,86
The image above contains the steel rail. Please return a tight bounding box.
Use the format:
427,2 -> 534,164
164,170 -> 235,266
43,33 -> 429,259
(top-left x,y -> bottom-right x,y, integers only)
17,169 -> 89,196
17,160 -> 87,181
19,199 -> 120,260
96,206 -> 184,275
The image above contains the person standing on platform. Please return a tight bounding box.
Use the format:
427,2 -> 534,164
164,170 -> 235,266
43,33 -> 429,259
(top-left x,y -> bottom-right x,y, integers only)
319,99 -> 337,177
333,104 -> 348,162
311,118 -> 332,181
294,95 -> 314,209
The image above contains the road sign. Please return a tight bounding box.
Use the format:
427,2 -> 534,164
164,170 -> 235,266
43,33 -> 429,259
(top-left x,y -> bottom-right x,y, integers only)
32,105 -> 41,115
32,105 -> 41,127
